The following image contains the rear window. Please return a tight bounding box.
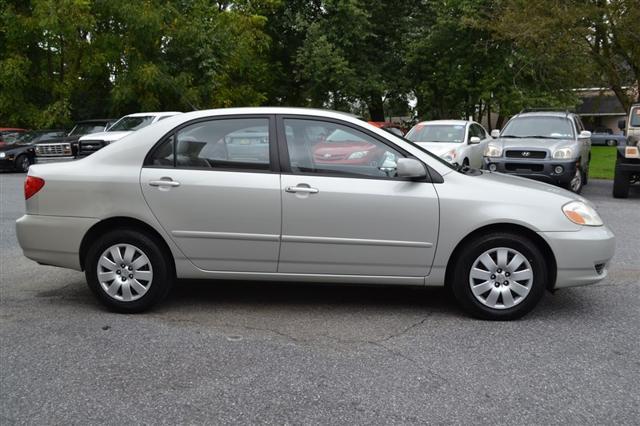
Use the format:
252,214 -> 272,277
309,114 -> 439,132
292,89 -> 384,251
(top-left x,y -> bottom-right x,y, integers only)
406,124 -> 465,143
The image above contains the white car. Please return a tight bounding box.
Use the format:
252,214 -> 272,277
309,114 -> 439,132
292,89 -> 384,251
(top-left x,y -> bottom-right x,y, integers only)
405,120 -> 492,168
77,111 -> 181,156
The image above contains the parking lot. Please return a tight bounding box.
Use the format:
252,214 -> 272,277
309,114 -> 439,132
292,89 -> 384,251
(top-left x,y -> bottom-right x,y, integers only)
1,171 -> 639,424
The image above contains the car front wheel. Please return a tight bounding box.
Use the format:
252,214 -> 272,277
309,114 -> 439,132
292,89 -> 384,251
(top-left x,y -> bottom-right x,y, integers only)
15,155 -> 31,172
450,232 -> 548,320
85,229 -> 173,313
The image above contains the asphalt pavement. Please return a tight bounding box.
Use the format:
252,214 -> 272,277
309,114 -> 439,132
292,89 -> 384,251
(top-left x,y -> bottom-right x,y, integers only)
1,172 -> 639,425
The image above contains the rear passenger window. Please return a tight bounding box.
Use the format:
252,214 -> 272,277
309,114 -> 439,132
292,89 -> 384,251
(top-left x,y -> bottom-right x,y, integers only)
149,118 -> 270,170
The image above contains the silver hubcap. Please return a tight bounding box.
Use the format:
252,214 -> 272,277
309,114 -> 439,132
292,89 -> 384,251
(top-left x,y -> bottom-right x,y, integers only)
570,169 -> 582,192
469,247 -> 533,310
97,244 -> 153,302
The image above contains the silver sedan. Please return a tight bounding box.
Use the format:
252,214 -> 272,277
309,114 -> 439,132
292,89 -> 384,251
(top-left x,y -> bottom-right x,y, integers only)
16,108 -> 615,320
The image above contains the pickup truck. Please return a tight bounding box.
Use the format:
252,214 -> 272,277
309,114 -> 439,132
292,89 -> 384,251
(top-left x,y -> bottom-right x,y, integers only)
34,119 -> 114,163
77,112 -> 181,157
613,104 -> 640,198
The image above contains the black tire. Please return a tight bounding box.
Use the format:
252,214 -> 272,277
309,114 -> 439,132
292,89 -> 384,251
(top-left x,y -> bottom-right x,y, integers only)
450,232 -> 548,320
563,166 -> 583,194
15,155 -> 31,172
612,167 -> 630,198
85,228 -> 173,313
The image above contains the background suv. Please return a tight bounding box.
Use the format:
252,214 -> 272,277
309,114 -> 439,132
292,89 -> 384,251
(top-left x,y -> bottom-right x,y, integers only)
484,110 -> 592,193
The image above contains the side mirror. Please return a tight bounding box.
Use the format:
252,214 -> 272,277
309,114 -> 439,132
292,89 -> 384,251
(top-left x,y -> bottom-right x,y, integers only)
469,136 -> 481,144
618,119 -> 626,130
490,129 -> 500,138
396,158 -> 427,179
579,130 -> 592,138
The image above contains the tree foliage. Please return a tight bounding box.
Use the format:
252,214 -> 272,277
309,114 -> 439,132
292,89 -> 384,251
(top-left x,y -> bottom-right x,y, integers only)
0,0 -> 638,128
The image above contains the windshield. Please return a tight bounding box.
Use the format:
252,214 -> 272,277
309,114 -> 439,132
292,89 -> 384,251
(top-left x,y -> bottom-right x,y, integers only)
108,116 -> 154,132
69,123 -> 107,136
406,124 -> 466,143
630,107 -> 640,127
502,116 -> 574,139
383,131 -> 456,171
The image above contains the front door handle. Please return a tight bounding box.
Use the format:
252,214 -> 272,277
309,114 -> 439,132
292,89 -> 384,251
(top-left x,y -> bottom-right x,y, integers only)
285,185 -> 319,194
149,178 -> 180,187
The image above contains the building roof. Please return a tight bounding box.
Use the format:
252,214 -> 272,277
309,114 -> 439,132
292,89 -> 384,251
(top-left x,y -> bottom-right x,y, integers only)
576,94 -> 625,116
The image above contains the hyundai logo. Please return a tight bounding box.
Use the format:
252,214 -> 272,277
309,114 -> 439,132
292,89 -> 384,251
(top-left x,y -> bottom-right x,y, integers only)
521,151 -> 530,157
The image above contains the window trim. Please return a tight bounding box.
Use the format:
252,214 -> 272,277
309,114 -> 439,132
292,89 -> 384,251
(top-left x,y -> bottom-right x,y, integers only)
143,114 -> 280,174
275,114 -> 438,183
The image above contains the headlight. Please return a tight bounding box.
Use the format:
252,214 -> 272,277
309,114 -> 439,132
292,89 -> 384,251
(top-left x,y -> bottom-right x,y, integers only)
441,149 -> 457,163
347,151 -> 368,159
553,147 -> 573,159
562,201 -> 603,226
484,144 -> 502,157
0,152 -> 5,158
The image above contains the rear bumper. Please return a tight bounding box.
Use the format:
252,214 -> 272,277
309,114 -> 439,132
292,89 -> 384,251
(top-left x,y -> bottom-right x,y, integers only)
16,214 -> 99,271
539,226 -> 615,289
484,158 -> 577,185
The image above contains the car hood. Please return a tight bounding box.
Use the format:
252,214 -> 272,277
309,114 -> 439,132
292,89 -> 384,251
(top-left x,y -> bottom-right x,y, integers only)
414,142 -> 461,157
491,137 -> 574,152
0,143 -> 31,153
79,131 -> 132,142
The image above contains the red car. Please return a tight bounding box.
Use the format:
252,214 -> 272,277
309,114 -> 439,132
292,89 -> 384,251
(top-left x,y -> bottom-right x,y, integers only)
312,129 -> 387,166
368,121 -> 405,137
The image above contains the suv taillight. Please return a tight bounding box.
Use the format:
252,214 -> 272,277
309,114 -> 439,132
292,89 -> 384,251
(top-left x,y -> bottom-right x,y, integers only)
25,176 -> 45,199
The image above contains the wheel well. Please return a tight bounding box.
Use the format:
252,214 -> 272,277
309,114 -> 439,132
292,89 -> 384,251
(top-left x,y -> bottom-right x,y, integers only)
79,217 -> 175,273
444,223 -> 557,291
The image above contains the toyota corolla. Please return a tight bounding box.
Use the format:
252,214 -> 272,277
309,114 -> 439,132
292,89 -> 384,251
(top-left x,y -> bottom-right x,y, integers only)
16,108 -> 615,320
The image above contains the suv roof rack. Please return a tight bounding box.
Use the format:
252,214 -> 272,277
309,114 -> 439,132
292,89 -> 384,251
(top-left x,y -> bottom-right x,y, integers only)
519,108 -> 572,116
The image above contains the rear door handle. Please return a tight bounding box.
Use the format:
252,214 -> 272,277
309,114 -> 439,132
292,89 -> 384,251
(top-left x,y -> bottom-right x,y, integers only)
285,185 -> 319,194
149,179 -> 180,187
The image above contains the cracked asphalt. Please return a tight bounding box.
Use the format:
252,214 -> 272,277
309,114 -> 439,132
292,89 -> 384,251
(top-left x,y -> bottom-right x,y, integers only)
1,172 -> 639,425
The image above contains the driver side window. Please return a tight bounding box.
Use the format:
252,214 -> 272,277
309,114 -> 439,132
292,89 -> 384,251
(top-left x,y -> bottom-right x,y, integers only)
283,119 -> 405,179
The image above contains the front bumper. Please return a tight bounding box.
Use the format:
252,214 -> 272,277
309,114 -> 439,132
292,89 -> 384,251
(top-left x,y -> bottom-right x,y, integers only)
35,156 -> 75,164
0,158 -> 17,170
484,157 -> 578,185
16,214 -> 99,271
539,225 -> 615,289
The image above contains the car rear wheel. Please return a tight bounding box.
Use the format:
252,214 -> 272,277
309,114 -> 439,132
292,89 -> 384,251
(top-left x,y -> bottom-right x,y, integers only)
450,232 -> 548,320
606,139 -> 616,147
15,155 -> 31,172
85,229 -> 173,313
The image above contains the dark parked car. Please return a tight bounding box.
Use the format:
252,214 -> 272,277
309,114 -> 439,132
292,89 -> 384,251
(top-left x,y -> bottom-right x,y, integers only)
35,119 -> 115,162
0,130 -> 65,172
589,127 -> 627,146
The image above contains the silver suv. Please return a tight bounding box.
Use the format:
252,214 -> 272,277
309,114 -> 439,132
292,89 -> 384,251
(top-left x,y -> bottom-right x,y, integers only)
484,110 -> 592,193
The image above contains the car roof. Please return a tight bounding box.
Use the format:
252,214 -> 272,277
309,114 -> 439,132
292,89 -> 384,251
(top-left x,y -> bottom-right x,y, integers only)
76,119 -> 115,124
514,111 -> 574,118
123,112 -> 182,117
415,120 -> 471,126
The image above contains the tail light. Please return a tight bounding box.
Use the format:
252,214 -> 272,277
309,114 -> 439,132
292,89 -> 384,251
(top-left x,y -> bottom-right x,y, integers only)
25,176 -> 45,199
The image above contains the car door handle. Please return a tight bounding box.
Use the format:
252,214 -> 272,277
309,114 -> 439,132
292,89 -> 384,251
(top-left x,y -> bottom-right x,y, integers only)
149,179 -> 180,187
285,185 -> 319,194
